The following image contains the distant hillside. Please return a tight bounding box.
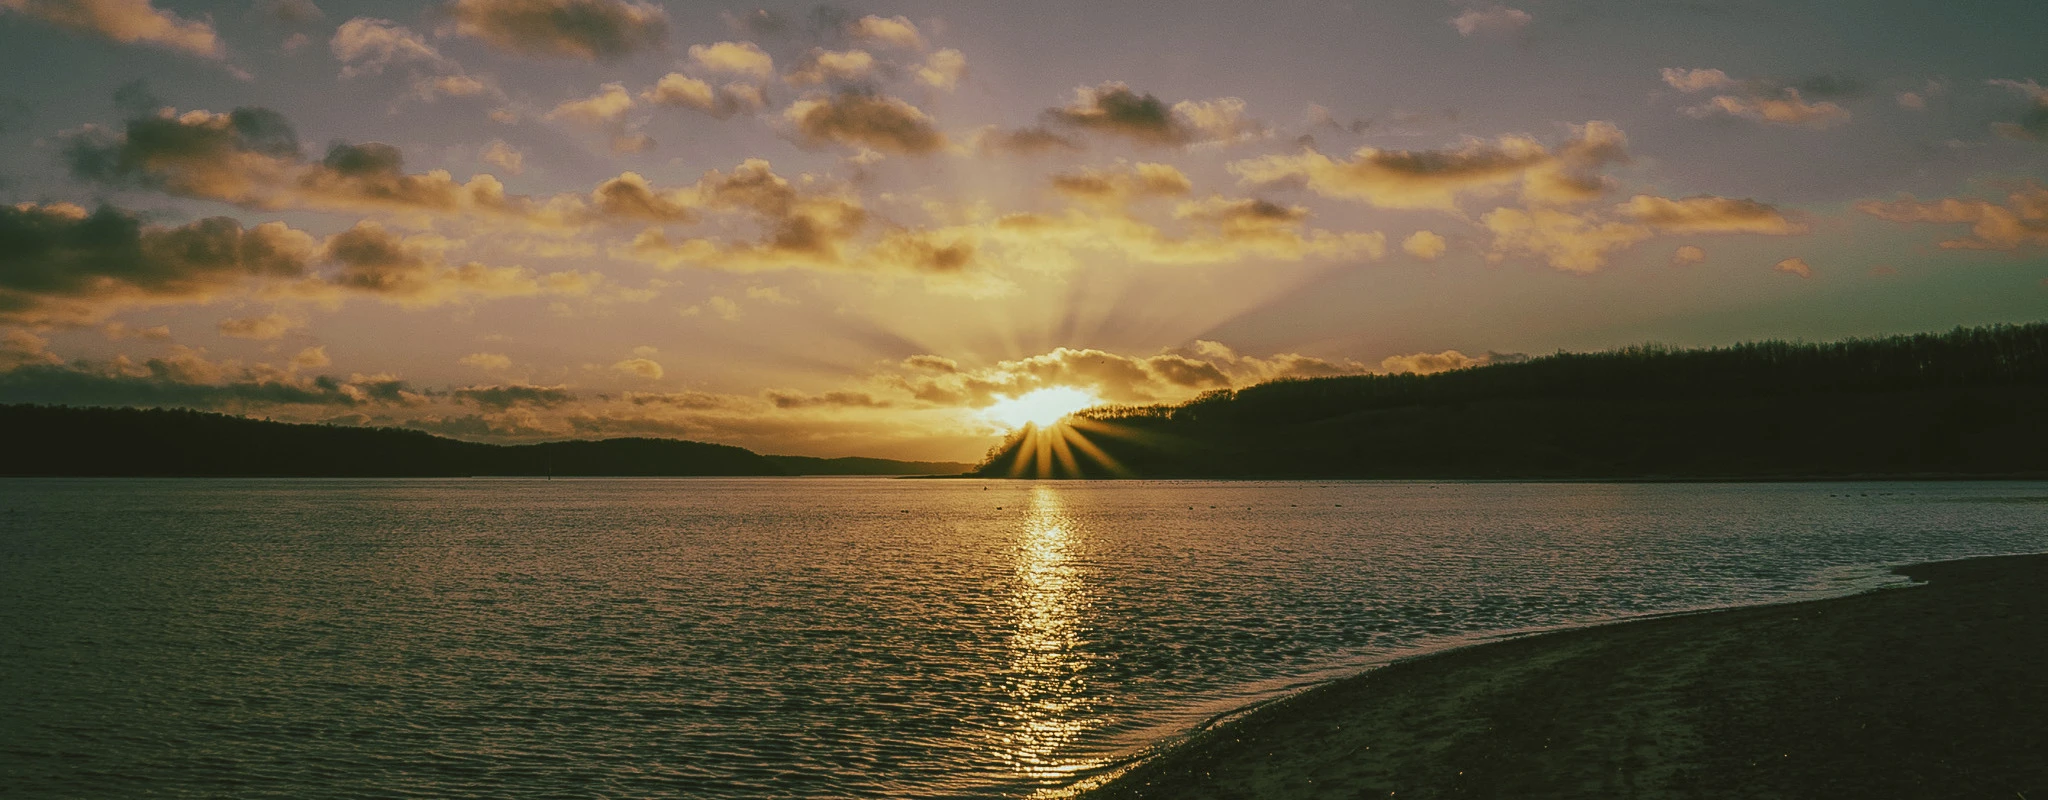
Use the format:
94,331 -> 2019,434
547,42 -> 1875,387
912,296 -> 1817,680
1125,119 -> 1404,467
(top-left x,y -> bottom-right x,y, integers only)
975,323 -> 2048,480
768,455 -> 972,476
0,405 -> 783,477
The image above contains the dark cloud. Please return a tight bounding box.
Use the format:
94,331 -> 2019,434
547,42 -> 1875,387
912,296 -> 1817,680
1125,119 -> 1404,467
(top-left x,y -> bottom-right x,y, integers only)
453,383 -> 577,409
784,92 -> 945,155
442,0 -> 668,61
1045,82 -> 1189,146
975,126 -> 1084,156
66,98 -> 531,218
764,389 -> 891,409
0,352 -> 420,411
0,203 -> 315,324
1988,79 -> 2048,142
590,172 -> 698,222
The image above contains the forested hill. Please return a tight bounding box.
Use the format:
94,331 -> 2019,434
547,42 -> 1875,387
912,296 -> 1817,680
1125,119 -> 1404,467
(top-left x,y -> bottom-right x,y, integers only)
975,323 -> 2048,480
0,405 -> 965,477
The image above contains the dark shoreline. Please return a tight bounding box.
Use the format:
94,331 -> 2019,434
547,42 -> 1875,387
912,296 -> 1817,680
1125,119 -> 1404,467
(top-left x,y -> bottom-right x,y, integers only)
1075,552 -> 2048,799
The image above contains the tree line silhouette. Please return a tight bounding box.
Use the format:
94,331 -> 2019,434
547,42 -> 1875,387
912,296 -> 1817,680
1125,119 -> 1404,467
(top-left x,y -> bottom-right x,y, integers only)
976,323 -> 2048,479
0,405 -> 967,477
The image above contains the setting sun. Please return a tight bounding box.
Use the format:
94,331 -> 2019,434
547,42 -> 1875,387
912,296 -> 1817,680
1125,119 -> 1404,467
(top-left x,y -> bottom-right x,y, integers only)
982,387 -> 1102,429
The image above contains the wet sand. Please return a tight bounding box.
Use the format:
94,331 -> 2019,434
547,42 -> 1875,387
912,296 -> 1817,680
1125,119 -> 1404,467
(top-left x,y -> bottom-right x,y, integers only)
1080,553 -> 2048,799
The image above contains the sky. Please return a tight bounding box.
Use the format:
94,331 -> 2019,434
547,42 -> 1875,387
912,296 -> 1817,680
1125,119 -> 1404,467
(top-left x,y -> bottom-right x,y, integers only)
0,0 -> 2043,461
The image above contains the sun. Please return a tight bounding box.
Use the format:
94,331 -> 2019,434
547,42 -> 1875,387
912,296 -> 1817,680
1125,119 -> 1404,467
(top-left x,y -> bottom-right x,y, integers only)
982,387 -> 1102,429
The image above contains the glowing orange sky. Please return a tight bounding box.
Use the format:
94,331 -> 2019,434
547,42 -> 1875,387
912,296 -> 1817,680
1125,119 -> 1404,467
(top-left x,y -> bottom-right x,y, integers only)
0,0 -> 2043,460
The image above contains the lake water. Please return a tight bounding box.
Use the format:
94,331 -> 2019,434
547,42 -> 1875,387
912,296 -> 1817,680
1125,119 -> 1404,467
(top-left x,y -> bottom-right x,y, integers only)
2,479 -> 2044,798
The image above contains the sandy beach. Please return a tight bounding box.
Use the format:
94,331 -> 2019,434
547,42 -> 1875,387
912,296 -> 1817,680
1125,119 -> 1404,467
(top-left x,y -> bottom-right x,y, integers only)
1081,552 -> 2048,799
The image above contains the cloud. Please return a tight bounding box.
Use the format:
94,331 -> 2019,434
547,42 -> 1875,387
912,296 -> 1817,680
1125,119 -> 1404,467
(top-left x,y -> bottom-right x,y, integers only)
0,346 -> 429,411
65,103 -> 543,220
1988,79 -> 2048,141
1450,6 -> 1531,36
216,312 -> 297,340
1482,192 -> 1801,272
1049,162 -> 1193,204
689,40 -> 774,77
971,126 -> 1083,156
291,346 -> 329,369
916,49 -> 966,90
480,140 -> 524,175
442,0 -> 667,61
1672,245 -> 1706,265
101,321 -> 171,341
1230,122 -> 1632,210
1403,230 -> 1447,260
1856,184 -> 2048,250
744,285 -> 795,304
786,48 -> 875,85
321,222 -> 591,306
331,18 -> 496,102
0,202 -> 316,324
642,74 -> 766,119
847,14 -> 922,50
1481,206 -> 1654,273
453,383 -> 575,409
784,92 -> 946,155
611,357 -> 662,379
1686,91 -> 1851,128
622,159 -> 872,271
1617,194 -> 1807,233
765,389 -> 890,409
0,0 -> 222,58
1664,69 -> 1851,129
331,17 -> 443,77
1044,82 -> 1264,147
884,340 -> 1369,409
1660,68 -> 1738,93
460,352 -> 512,370
587,171 -> 697,222
1896,91 -> 1926,110
1774,257 -> 1812,278
1380,349 -> 1485,374
547,82 -> 636,124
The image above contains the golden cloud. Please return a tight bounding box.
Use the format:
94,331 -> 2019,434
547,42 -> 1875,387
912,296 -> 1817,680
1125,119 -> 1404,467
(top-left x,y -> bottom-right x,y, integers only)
1230,123 -> 1627,210
1856,184 -> 2048,250
1,0 -> 222,58
784,92 -> 946,155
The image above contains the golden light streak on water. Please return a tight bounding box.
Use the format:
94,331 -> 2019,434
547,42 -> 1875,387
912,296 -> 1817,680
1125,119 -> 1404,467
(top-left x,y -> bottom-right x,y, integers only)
998,485 -> 1103,783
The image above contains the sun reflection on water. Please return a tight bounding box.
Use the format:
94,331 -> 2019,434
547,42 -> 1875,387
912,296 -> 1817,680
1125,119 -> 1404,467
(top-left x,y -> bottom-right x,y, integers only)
998,485 -> 1103,786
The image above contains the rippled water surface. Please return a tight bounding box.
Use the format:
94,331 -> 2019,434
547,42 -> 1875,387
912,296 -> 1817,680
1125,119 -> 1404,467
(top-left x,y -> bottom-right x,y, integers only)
2,479 -> 2044,798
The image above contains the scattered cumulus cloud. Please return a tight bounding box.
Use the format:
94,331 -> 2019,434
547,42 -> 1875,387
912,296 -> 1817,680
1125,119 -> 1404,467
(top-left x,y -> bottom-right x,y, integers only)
1403,230 -> 1447,260
0,0 -> 223,59
442,0 -> 667,61
847,14 -> 923,50
216,312 -> 298,340
1045,82 -> 1266,147
1664,68 -> 1852,129
1774,257 -> 1812,278
915,49 -> 967,90
784,92 -> 946,155
1856,184 -> 2048,250
1450,6 -> 1531,37
689,40 -> 774,77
